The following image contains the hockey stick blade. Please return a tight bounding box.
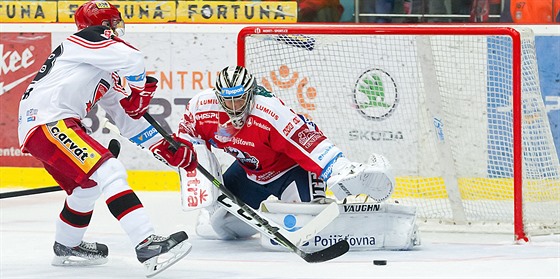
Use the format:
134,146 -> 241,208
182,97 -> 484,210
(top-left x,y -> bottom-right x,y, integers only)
299,239 -> 350,263
142,113 -> 350,263
108,138 -> 121,158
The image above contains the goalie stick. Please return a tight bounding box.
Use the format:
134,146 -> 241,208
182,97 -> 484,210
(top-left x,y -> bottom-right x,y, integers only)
0,139 -> 121,199
141,113 -> 350,263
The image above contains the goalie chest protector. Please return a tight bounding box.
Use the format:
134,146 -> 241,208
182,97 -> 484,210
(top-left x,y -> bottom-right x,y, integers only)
259,201 -> 420,251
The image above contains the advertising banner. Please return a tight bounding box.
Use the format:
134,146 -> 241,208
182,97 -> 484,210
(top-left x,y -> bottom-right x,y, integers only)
58,1 -> 177,23
177,1 -> 297,23
0,33 -> 52,167
0,1 -> 57,23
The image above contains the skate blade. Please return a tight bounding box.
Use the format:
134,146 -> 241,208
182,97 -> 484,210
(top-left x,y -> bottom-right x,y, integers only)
51,255 -> 108,266
144,241 -> 192,278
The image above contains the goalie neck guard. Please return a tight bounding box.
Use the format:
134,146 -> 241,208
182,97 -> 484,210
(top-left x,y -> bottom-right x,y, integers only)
214,66 -> 256,129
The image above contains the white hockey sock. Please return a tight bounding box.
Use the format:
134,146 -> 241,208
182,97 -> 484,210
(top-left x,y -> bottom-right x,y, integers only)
93,158 -> 155,245
55,186 -> 102,247
117,208 -> 155,245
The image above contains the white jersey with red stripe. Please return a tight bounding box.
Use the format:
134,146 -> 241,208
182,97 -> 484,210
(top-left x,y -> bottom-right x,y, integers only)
178,87 -> 344,184
18,26 -> 159,149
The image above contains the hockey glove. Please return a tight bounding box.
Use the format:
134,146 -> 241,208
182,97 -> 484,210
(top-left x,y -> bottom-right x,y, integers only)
326,156 -> 395,202
120,76 -> 158,119
149,134 -> 197,171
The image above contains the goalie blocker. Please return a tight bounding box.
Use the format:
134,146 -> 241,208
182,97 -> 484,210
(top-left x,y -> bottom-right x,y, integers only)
259,200 -> 420,252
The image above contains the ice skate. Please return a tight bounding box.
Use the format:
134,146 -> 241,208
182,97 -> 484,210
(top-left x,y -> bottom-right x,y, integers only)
136,231 -> 192,278
51,241 -> 108,266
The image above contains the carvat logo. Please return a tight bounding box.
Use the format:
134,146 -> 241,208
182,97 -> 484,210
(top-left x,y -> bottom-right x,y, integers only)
47,124 -> 94,164
352,69 -> 398,121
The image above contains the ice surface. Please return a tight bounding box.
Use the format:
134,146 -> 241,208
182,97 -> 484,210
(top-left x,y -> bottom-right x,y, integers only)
1,191 -> 558,278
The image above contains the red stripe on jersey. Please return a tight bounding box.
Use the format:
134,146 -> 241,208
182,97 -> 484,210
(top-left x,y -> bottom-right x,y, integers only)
111,36 -> 139,51
111,72 -> 127,95
68,35 -> 117,49
128,83 -> 144,91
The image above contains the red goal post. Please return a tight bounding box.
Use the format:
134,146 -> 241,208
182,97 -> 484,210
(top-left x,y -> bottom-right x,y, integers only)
237,25 -> 560,241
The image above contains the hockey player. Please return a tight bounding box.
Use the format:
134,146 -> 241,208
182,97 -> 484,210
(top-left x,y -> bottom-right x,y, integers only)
167,65 -> 395,240
17,1 -> 196,276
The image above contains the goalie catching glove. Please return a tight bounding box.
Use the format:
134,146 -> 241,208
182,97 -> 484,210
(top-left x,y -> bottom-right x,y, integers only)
120,76 -> 158,119
326,154 -> 395,202
149,134 -> 197,171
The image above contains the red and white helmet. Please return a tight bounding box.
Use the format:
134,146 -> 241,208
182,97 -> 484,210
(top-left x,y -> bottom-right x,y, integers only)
74,1 -> 125,36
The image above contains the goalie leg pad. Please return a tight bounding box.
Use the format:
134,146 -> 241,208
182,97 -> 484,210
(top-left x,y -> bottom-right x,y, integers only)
259,201 -> 419,251
196,204 -> 259,240
180,144 -> 222,211
207,206 -> 258,240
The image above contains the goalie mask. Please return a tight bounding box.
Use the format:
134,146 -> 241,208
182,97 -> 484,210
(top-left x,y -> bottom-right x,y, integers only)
74,1 -> 125,37
215,66 -> 256,129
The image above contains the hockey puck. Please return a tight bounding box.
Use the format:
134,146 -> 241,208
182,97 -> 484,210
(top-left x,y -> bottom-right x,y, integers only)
373,260 -> 387,266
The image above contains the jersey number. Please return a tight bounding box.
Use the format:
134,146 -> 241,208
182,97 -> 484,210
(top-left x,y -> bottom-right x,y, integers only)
22,45 -> 63,100
34,45 -> 63,82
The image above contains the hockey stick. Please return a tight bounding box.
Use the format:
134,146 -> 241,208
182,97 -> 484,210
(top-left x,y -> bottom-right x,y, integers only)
0,139 -> 121,199
0,186 -> 61,199
142,113 -> 349,263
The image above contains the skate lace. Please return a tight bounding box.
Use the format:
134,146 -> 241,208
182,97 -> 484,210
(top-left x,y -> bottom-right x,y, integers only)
149,235 -> 168,242
79,241 -> 97,251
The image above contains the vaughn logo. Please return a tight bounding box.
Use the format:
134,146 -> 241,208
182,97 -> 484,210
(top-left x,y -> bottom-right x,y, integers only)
352,68 -> 398,121
343,204 -> 381,213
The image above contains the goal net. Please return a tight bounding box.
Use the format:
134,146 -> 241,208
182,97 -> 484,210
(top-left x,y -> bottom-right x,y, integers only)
237,26 -> 560,241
